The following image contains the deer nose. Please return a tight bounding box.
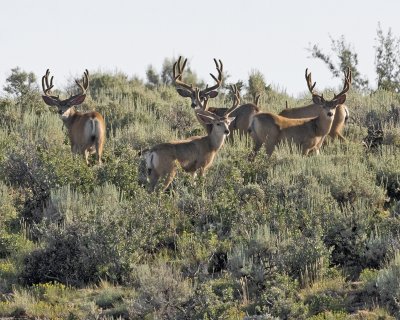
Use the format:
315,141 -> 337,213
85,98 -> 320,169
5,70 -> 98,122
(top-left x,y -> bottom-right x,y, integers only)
327,111 -> 333,117
225,129 -> 230,135
191,102 -> 197,108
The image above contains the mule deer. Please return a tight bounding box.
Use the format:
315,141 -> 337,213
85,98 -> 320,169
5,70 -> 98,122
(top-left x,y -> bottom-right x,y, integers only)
142,86 -> 240,192
248,68 -> 351,159
279,68 -> 352,141
41,69 -> 105,165
173,56 -> 259,137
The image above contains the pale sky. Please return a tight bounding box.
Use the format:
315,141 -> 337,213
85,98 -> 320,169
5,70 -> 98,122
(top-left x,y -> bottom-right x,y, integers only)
1,0 -> 399,96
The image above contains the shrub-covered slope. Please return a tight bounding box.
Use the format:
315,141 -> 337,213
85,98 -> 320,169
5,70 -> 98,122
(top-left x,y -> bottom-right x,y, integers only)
0,71 -> 399,319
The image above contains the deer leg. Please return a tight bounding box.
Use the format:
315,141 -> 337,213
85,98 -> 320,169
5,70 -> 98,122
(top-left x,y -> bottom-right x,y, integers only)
149,170 -> 160,192
248,141 -> 262,161
265,142 -> 275,157
198,167 -> 206,177
160,167 -> 177,192
84,150 -> 90,165
95,140 -> 103,165
336,132 -> 346,142
71,144 -> 79,154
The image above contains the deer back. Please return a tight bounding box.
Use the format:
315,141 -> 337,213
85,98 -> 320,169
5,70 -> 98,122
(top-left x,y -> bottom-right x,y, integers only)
66,111 -> 105,150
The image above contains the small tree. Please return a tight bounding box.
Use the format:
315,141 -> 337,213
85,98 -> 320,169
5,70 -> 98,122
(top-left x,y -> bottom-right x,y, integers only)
4,67 -> 38,97
145,65 -> 160,88
161,57 -> 175,85
3,67 -> 42,112
308,36 -> 369,91
375,23 -> 400,92
247,69 -> 270,102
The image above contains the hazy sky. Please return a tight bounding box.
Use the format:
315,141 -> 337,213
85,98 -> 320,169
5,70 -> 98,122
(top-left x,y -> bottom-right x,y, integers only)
1,0 -> 399,96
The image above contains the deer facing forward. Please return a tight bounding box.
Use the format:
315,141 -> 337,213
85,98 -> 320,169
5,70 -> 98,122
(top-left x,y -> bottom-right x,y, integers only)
248,68 -> 351,159
173,56 -> 259,137
142,86 -> 240,192
279,68 -> 352,141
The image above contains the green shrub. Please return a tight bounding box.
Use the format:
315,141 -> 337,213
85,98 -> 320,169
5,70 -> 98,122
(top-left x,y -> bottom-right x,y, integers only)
376,251 -> 400,316
128,263 -> 192,319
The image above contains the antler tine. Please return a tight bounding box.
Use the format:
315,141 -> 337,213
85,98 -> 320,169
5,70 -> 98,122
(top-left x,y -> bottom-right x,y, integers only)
224,84 -> 241,117
305,68 -> 325,102
254,93 -> 260,107
173,56 -> 193,91
305,68 -> 316,94
194,87 -> 217,118
83,69 -> 89,90
333,67 -> 352,100
172,56 -> 183,81
42,69 -> 54,96
75,69 -> 90,94
176,56 -> 187,80
201,58 -> 223,95
194,87 -> 205,110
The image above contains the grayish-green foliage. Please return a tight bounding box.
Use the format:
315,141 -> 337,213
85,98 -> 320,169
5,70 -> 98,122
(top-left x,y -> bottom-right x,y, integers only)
247,69 -> 270,102
0,62 -> 400,319
3,67 -> 37,97
308,35 -> 369,91
145,64 -> 160,88
375,23 -> 400,92
3,67 -> 43,113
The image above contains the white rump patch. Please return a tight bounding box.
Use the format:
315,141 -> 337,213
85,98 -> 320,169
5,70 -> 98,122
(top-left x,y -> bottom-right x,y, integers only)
145,151 -> 159,170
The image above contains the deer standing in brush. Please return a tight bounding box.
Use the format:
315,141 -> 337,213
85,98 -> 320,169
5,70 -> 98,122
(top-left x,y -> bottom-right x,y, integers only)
41,69 -> 105,165
143,86 -> 240,192
248,68 -> 351,159
279,68 -> 352,141
173,56 -> 259,137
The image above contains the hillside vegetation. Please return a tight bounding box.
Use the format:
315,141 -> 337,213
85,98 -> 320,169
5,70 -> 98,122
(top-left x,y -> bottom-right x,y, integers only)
0,68 -> 400,319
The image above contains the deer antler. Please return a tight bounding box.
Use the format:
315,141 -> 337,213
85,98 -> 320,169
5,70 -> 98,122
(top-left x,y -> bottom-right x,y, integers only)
60,70 -> 90,106
75,69 -> 89,94
305,68 -> 325,101
254,93 -> 260,107
42,69 -> 55,97
173,56 -> 194,91
194,87 -> 217,118
224,84 -> 241,117
201,58 -> 223,96
333,67 -> 352,100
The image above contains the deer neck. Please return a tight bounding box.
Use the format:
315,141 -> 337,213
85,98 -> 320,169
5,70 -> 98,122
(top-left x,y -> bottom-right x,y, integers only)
314,111 -> 334,136
60,107 -> 77,130
208,128 -> 227,151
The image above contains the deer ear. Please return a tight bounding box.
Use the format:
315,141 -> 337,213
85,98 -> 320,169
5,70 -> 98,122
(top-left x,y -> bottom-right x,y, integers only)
226,116 -> 236,124
196,113 -> 214,124
176,88 -> 192,98
42,96 -> 59,106
207,91 -> 219,98
312,95 -> 323,105
334,95 -> 346,106
67,94 -> 86,106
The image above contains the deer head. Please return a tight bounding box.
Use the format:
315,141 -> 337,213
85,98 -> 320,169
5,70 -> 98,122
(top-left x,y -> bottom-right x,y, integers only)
194,84 -> 240,136
42,69 -> 89,116
305,67 -> 351,118
173,56 -> 223,109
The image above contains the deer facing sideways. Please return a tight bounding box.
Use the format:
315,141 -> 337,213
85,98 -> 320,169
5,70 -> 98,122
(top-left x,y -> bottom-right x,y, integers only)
279,69 -> 352,141
41,69 -> 105,165
248,68 -> 351,159
173,56 -> 259,137
142,86 -> 240,192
